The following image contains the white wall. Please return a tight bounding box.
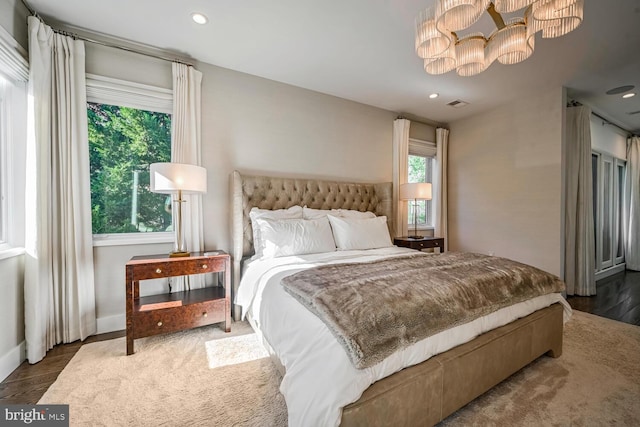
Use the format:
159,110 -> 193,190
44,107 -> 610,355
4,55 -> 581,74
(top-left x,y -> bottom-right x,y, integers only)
590,115 -> 628,159
448,87 -> 564,276
0,0 -> 28,49
0,256 -> 25,381
87,45 -> 397,330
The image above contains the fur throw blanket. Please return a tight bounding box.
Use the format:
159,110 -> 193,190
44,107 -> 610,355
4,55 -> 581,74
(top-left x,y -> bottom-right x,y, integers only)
281,252 -> 565,369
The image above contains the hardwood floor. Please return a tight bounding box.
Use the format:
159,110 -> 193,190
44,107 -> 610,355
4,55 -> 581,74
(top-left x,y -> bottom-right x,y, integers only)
567,269 -> 640,326
1,270 -> 639,406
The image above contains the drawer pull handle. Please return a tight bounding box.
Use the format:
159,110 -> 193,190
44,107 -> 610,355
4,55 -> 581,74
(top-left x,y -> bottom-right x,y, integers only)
157,321 -> 163,327
155,268 -> 162,274
203,312 -> 208,318
202,264 -> 208,269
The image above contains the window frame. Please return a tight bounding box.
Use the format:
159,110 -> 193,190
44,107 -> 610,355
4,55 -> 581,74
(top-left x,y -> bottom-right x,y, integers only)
0,77 -> 9,249
87,74 -> 174,246
408,138 -> 436,230
0,27 -> 28,258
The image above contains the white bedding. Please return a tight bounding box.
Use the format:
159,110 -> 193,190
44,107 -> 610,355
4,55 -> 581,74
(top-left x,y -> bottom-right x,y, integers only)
236,247 -> 573,427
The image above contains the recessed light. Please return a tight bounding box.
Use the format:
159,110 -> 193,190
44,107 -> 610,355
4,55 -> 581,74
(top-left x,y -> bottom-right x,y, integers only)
622,93 -> 636,99
429,93 -> 439,99
191,13 -> 208,25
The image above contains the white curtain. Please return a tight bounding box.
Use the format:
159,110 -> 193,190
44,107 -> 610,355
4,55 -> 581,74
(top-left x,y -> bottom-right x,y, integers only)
392,118 -> 410,237
171,62 -> 205,288
434,128 -> 449,250
625,136 -> 640,270
24,16 -> 96,363
564,105 -> 596,295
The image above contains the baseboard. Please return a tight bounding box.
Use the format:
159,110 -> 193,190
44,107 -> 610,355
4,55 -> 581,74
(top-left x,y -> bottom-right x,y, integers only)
96,314 -> 125,334
595,263 -> 626,281
0,341 -> 26,383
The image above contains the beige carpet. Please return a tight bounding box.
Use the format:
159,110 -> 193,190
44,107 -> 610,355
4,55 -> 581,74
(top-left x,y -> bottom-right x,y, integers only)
40,311 -> 640,426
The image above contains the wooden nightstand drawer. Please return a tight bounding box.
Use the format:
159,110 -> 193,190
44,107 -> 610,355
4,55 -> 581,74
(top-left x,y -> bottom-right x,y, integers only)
415,240 -> 440,249
129,257 -> 226,280
133,298 -> 226,338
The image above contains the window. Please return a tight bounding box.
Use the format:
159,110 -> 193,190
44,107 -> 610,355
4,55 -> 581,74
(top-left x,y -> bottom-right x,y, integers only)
408,139 -> 436,228
0,27 -> 30,256
0,74 -> 27,253
0,76 -> 8,245
86,75 -> 173,245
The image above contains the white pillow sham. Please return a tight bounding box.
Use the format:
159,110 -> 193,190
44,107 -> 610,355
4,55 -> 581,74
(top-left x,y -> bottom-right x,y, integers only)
302,206 -> 375,219
327,215 -> 392,250
302,206 -> 341,219
338,209 -> 376,219
249,206 -> 303,259
255,217 -> 336,259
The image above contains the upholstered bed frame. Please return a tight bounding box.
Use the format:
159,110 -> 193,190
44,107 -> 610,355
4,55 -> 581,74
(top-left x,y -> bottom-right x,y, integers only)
231,170 -> 393,319
230,170 -> 564,426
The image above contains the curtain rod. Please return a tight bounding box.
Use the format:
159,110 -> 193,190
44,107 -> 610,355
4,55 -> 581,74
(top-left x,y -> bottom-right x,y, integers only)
591,112 -> 633,136
568,100 -> 634,136
396,115 -> 446,129
20,0 -> 193,67
63,33 -> 193,67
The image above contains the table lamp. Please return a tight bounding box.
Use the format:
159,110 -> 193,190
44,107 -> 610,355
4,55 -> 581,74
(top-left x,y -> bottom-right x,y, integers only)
150,162 -> 207,257
400,182 -> 432,239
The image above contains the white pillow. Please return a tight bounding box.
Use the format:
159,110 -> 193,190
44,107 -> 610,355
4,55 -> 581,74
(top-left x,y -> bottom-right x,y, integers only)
303,206 -> 376,219
249,206 -> 303,259
302,206 -> 341,219
337,209 -> 376,219
327,215 -> 392,250
256,217 -> 336,259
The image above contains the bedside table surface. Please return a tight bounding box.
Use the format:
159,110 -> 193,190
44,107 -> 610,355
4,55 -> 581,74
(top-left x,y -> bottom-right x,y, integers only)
395,236 -> 441,241
128,251 -> 227,263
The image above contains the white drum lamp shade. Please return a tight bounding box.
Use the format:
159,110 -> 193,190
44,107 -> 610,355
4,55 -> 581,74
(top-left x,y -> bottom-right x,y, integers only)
400,182 -> 432,239
150,162 -> 207,195
400,182 -> 433,201
150,163 -> 207,256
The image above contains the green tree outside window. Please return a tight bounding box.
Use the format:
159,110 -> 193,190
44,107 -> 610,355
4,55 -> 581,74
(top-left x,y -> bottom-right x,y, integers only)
88,102 -> 171,234
408,154 -> 432,226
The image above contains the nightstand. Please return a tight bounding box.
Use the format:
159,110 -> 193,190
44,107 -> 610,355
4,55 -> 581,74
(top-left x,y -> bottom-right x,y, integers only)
394,236 -> 445,253
125,251 -> 231,355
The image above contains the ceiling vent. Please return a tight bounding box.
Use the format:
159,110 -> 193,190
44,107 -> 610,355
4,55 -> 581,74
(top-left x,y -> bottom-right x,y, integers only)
447,99 -> 469,108
627,110 -> 640,115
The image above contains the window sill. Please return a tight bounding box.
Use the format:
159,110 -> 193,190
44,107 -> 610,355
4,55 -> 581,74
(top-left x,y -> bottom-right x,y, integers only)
407,225 -> 435,231
0,246 -> 25,261
93,232 -> 174,247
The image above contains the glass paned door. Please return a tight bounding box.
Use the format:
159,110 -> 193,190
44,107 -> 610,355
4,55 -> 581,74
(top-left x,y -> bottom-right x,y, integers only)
593,151 -> 626,273
600,156 -> 613,268
614,159 -> 626,265
592,153 -> 599,265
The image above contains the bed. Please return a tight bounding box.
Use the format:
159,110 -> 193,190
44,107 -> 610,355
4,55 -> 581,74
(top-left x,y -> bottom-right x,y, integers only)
231,170 -> 572,426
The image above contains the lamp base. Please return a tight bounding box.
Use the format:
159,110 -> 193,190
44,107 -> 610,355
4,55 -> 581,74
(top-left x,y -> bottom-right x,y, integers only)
406,235 -> 424,240
169,251 -> 191,258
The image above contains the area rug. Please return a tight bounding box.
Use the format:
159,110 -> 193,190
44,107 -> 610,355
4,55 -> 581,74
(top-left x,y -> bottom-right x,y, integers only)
39,311 -> 640,426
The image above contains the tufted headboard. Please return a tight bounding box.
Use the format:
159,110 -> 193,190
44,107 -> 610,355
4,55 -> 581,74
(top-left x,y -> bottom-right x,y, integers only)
231,170 -> 393,319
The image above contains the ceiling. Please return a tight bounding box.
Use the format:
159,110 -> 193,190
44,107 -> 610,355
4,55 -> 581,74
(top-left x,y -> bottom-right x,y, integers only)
26,0 -> 640,133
